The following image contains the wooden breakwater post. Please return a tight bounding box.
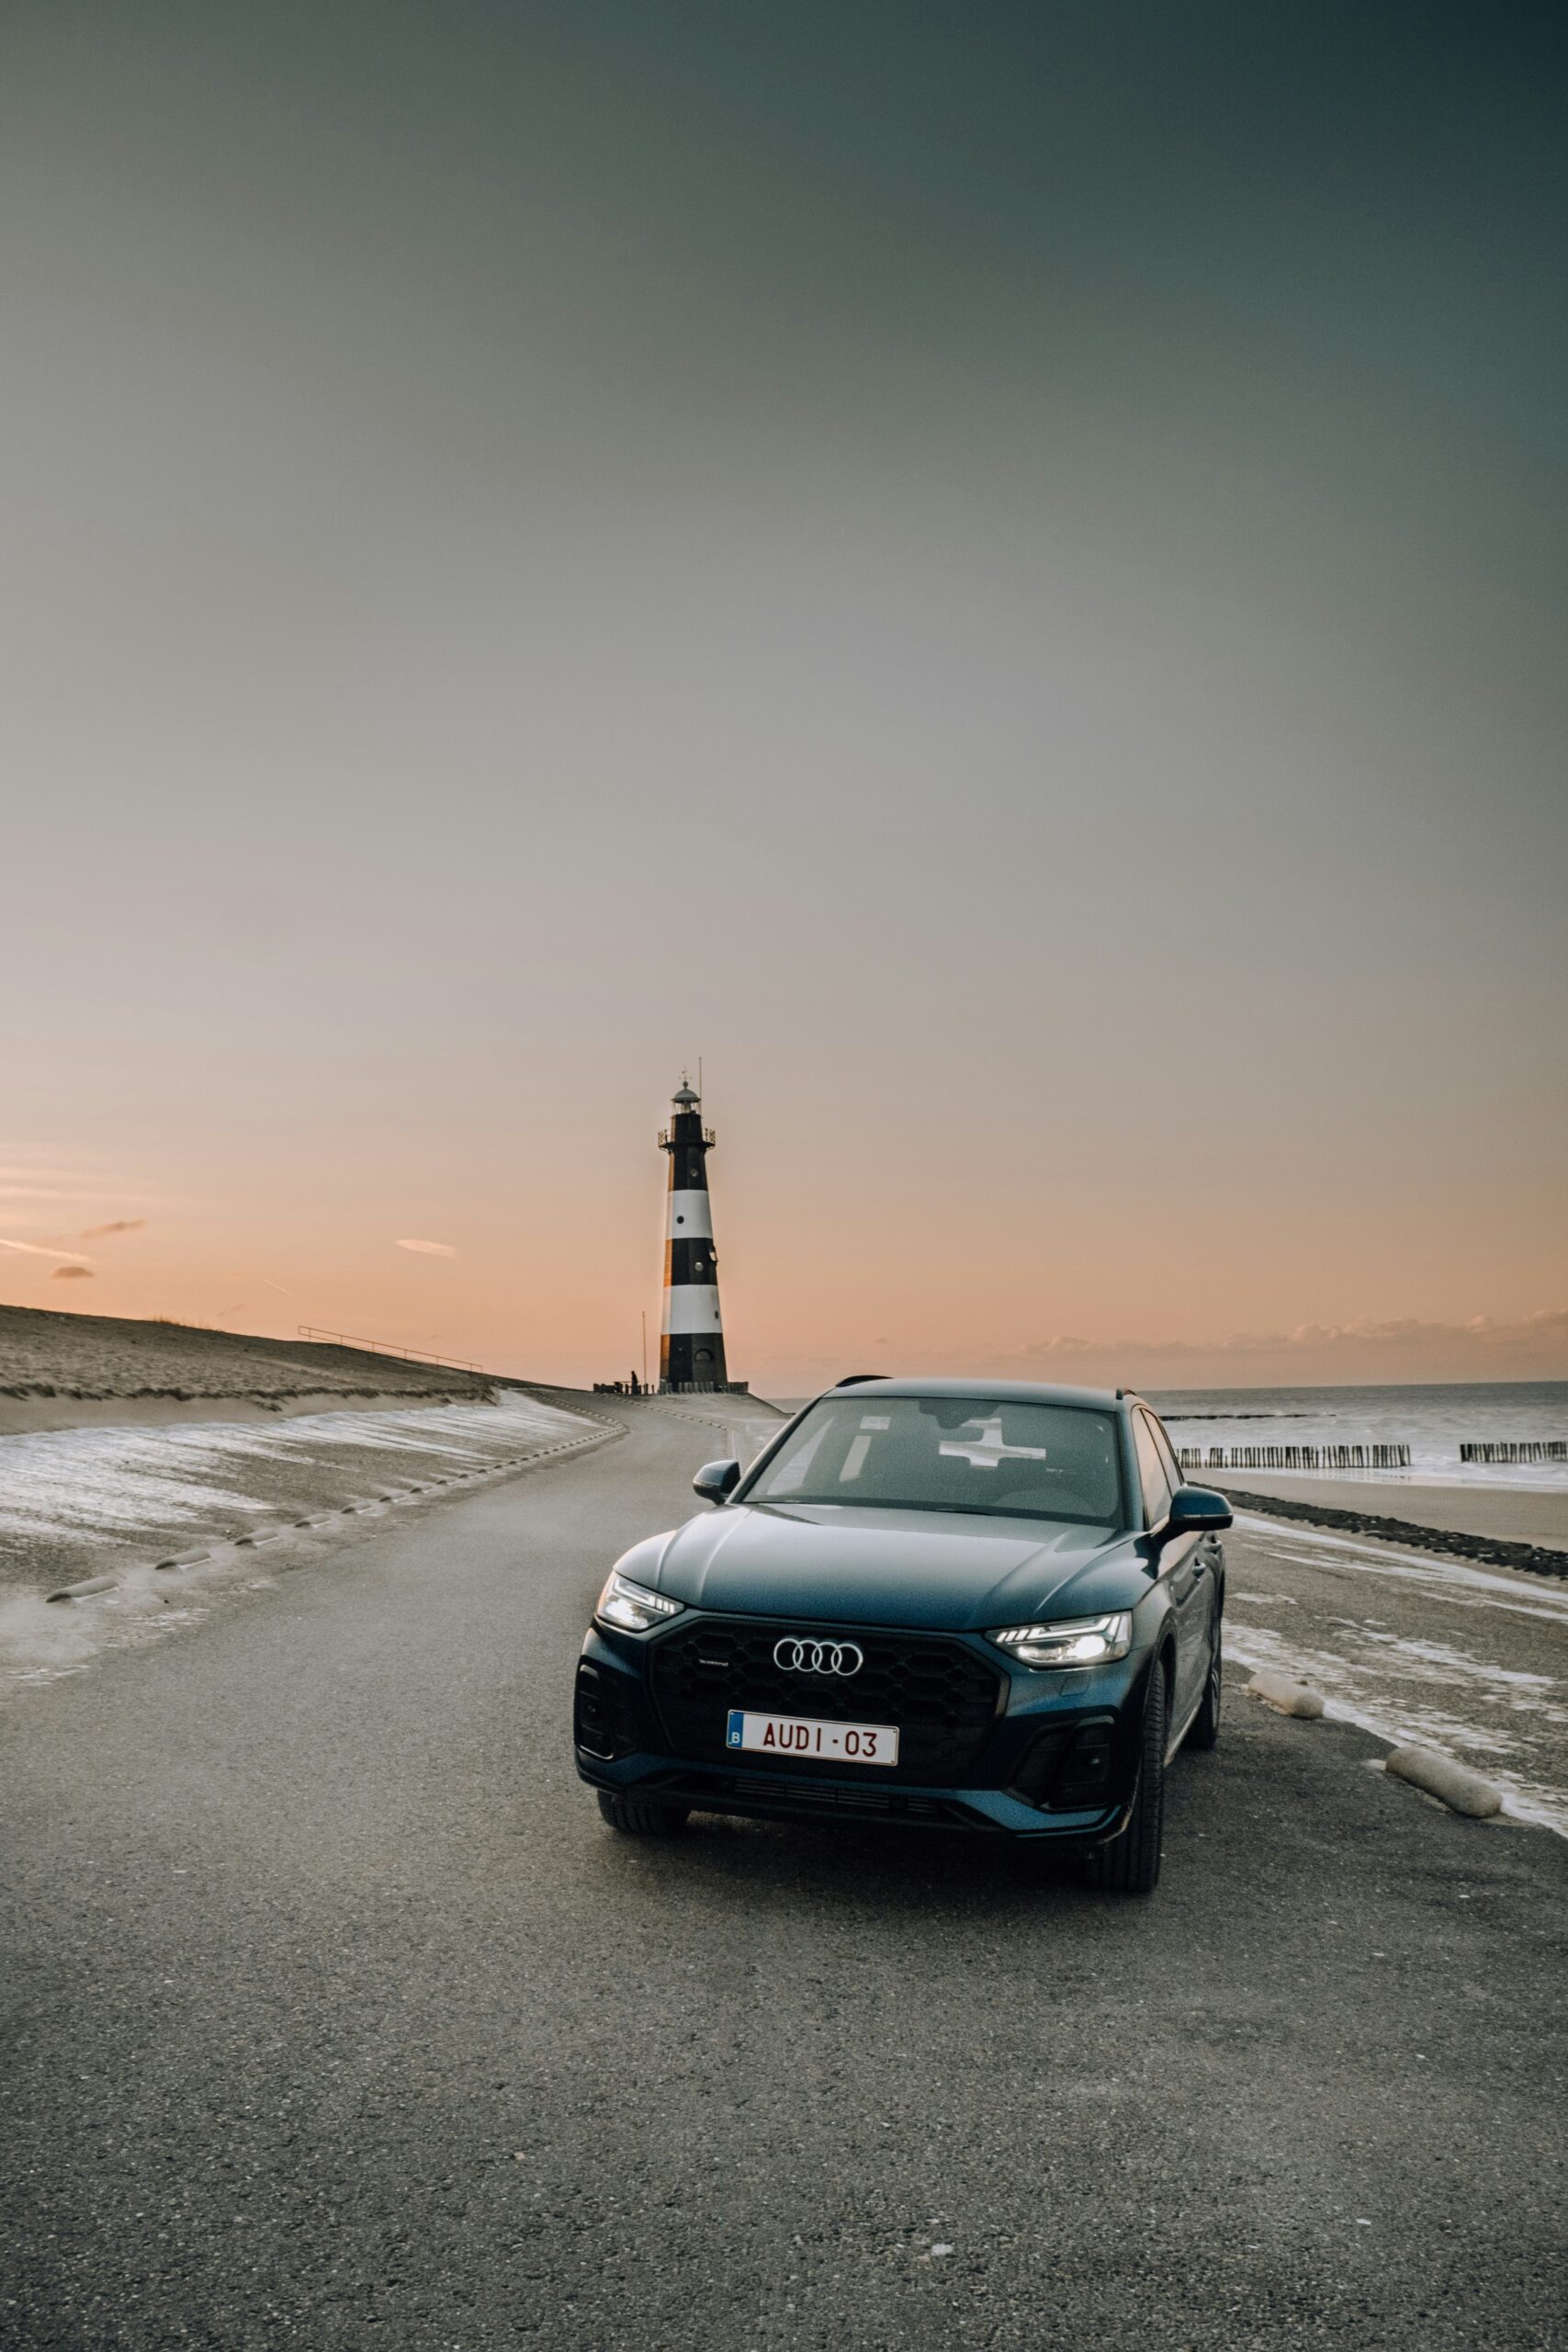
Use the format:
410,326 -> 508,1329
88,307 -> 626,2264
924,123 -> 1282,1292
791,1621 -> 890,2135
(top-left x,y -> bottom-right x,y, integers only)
1460,1440 -> 1568,1464
1175,1442 -> 1411,1473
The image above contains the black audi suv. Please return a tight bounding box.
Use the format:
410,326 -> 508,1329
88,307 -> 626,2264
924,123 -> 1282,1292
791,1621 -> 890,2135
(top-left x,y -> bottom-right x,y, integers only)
573,1378 -> 1231,1893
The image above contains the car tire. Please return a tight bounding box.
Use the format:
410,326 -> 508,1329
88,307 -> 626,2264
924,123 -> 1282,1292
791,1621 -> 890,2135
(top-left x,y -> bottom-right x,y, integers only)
1086,1665 -> 1167,1895
1187,1636 -> 1222,1752
597,1792 -> 690,1837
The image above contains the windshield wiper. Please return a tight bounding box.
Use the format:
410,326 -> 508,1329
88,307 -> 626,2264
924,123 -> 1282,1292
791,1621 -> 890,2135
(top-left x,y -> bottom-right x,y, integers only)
778,1495 -> 1104,1524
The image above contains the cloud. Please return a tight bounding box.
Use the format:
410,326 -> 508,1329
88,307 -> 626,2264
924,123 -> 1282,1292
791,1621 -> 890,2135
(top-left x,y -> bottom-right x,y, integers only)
78,1217 -> 146,1239
0,1237 -> 94,1265
0,1187 -> 106,1202
395,1238 -> 457,1257
51,1264 -> 95,1280
0,1185 -> 161,1204
1023,1310 -> 1568,1363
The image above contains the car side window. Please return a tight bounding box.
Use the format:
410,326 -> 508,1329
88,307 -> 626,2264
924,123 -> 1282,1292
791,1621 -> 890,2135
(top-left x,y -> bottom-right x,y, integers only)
1147,1412 -> 1184,1493
1134,1412 -> 1174,1530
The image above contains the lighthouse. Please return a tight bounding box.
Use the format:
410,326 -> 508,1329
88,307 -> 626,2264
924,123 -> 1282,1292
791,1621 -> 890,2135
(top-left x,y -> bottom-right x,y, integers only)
659,1077 -> 745,1394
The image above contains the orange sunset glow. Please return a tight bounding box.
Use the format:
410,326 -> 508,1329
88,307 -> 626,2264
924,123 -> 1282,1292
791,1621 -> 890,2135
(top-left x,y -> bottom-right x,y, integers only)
2,1066 -> 1563,1396
3,4 -> 1563,1398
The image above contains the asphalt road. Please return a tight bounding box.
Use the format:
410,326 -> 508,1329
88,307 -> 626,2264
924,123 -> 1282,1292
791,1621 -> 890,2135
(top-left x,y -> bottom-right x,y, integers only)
4,1402 -> 1566,2351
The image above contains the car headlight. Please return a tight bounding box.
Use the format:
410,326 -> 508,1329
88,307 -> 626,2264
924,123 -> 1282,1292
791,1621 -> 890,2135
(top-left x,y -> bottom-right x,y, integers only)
989,1611 -> 1133,1668
594,1567 -> 684,1634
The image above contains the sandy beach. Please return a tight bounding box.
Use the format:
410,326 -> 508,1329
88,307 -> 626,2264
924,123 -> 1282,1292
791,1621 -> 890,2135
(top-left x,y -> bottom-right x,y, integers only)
0,1301 -> 494,1433
1221,1471 -> 1568,1551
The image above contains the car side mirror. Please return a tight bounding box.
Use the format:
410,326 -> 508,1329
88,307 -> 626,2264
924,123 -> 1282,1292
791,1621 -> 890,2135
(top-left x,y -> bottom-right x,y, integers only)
1164,1484 -> 1233,1538
693,1458 -> 741,1505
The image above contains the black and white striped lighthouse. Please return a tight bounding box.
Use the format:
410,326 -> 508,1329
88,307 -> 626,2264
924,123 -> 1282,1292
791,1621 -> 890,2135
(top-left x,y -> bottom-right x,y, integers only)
658,1076 -> 743,1394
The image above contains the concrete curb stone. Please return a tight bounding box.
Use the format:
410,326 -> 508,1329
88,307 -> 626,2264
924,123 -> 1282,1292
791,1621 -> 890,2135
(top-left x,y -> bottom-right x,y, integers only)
1247,1669 -> 1325,1719
1384,1745 -> 1504,1819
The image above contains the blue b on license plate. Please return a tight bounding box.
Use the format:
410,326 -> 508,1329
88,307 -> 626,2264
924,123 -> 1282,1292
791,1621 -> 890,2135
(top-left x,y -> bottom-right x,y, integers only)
727,1709 -> 899,1767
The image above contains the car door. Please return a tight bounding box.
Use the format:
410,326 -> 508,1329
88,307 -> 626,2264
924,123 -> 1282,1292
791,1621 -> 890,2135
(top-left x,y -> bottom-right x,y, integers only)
1133,1409 -> 1207,1734
1149,1406 -> 1220,1705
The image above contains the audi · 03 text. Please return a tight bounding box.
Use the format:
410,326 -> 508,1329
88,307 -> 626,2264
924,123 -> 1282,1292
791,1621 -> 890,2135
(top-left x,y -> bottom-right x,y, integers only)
573,1378 -> 1232,1892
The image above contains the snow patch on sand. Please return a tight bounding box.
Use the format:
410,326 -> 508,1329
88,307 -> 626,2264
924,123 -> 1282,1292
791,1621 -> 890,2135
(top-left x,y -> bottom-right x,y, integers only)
1224,1621 -> 1568,1838
1235,1517 -> 1568,1623
0,1392 -> 589,1544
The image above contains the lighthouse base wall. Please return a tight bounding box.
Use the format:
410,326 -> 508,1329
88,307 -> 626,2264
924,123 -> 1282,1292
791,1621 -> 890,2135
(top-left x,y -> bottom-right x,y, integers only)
659,1380 -> 750,1396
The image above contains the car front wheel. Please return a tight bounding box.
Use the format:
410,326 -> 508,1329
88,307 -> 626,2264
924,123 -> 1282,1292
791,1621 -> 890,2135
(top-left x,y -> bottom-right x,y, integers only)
597,1792 -> 690,1837
1086,1666 -> 1167,1895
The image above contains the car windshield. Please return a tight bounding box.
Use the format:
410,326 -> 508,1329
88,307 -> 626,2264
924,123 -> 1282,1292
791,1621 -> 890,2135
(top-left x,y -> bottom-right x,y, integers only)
740,1395 -> 1125,1527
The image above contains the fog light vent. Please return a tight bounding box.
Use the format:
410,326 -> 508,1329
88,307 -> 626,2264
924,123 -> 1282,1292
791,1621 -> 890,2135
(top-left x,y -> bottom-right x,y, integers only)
1008,1728 -> 1069,1807
574,1661 -> 617,1760
1055,1722 -> 1115,1807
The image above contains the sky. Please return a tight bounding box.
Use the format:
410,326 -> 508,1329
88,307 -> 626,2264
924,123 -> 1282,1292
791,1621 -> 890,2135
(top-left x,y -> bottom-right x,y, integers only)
3,1 -> 1565,1395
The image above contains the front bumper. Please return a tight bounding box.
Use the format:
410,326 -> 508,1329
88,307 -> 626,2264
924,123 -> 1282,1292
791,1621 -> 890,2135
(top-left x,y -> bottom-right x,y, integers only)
574,1614 -> 1154,1843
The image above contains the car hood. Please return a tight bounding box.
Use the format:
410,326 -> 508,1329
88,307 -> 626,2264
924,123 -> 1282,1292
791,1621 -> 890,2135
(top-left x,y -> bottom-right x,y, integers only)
649,1501 -> 1136,1631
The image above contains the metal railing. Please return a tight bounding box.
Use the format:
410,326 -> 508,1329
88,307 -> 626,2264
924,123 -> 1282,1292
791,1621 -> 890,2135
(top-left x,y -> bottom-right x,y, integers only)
297,1325 -> 482,1374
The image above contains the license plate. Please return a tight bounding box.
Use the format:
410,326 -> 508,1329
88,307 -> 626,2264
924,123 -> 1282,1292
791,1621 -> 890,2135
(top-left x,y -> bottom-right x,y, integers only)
726,1709 -> 899,1767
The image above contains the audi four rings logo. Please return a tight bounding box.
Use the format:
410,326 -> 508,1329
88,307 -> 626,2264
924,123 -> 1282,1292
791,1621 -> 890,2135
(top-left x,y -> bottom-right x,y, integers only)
773,1637 -> 864,1676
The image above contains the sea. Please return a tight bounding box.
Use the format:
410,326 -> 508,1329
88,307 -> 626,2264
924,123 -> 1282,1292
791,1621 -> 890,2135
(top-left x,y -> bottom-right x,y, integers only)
1146,1380 -> 1568,1487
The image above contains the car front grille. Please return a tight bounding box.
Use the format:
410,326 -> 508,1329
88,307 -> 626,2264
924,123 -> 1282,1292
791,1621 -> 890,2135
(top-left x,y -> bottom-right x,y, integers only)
649,1617 -> 1005,1785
